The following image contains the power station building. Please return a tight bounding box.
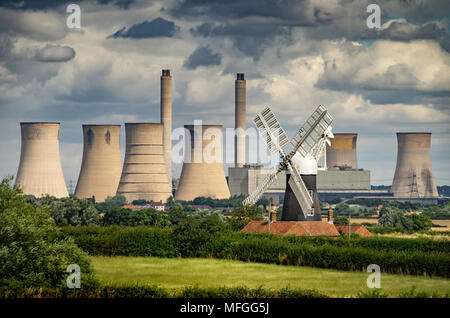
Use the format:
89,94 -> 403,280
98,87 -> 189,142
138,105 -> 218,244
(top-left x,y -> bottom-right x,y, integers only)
175,124 -> 230,200
116,123 -> 172,203
15,122 -> 68,198
74,125 -> 122,202
391,132 -> 438,199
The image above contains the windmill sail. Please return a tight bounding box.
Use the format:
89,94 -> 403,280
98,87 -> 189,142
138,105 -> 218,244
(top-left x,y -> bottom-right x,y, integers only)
290,105 -> 333,157
254,107 -> 289,155
286,162 -> 313,218
243,169 -> 281,205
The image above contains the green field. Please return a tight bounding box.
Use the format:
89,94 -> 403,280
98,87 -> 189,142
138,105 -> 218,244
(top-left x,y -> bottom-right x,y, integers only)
91,256 -> 450,297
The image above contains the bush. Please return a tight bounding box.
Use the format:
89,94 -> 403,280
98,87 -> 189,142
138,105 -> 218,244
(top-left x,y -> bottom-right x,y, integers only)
378,207 -> 413,230
333,216 -> 349,225
408,214 -> 433,231
0,176 -> 99,289
48,197 -> 100,226
229,205 -> 264,231
102,208 -> 171,227
171,214 -> 229,257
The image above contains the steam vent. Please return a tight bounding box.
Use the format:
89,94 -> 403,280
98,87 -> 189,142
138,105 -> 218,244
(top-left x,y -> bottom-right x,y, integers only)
116,123 -> 172,203
15,122 -> 68,198
391,132 -> 438,198
326,133 -> 358,169
74,125 -> 122,202
175,125 -> 231,200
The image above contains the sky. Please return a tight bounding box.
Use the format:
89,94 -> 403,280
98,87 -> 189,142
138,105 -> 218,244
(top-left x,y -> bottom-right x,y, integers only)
0,0 -> 449,189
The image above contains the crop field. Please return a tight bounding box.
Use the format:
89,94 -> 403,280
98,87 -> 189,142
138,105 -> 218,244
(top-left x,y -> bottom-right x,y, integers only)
91,256 -> 450,298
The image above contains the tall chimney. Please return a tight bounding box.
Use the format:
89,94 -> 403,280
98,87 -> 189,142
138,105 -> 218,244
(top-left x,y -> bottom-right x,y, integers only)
235,73 -> 246,168
15,122 -> 68,198
161,69 -> 172,183
391,132 -> 438,198
326,133 -> 358,169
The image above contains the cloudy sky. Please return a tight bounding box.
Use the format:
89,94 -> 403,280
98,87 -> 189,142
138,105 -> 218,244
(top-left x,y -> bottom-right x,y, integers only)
0,0 -> 449,189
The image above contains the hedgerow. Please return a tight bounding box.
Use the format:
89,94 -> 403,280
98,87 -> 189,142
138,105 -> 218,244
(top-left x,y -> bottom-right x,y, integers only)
59,226 -> 450,278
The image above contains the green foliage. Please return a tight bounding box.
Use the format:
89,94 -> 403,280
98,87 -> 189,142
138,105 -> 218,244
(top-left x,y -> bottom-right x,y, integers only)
171,214 -> 229,257
48,197 -> 100,226
131,199 -> 149,205
168,205 -> 188,225
176,195 -> 245,209
60,225 -> 450,278
95,195 -> 128,212
229,205 -> 264,231
0,176 -> 99,289
407,214 -> 433,231
378,207 -> 413,230
102,208 -> 171,227
0,285 -> 327,298
333,216 -> 349,225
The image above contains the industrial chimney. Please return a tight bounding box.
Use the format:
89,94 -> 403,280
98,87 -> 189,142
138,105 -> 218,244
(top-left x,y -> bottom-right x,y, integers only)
161,69 -> 172,183
116,123 -> 172,203
391,132 -> 438,198
235,73 -> 246,168
74,125 -> 122,202
175,125 -> 231,201
15,122 -> 68,198
326,133 -> 358,169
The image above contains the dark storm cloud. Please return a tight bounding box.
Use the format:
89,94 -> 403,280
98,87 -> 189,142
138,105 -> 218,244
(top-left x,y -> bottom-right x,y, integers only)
183,46 -> 221,69
359,20 -> 450,51
170,0 -> 325,26
0,0 -> 135,10
35,44 -> 75,62
191,23 -> 292,58
108,17 -> 179,39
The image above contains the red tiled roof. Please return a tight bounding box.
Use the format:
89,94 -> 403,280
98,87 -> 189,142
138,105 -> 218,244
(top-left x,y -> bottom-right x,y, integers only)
242,221 -> 340,237
334,225 -> 373,237
122,204 -> 140,210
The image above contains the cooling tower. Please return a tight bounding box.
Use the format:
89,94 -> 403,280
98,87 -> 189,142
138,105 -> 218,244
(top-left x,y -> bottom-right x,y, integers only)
391,133 -> 438,198
326,133 -> 358,169
161,69 -> 172,183
116,123 -> 172,203
15,122 -> 68,198
235,73 -> 246,168
175,125 -> 231,200
74,125 -> 122,202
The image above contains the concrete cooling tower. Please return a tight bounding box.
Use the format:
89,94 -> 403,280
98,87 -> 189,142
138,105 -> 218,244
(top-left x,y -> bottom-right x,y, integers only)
74,125 -> 122,202
116,123 -> 172,203
326,133 -> 358,169
391,132 -> 438,198
161,69 -> 172,183
235,73 -> 246,168
15,122 -> 68,198
175,125 -> 231,201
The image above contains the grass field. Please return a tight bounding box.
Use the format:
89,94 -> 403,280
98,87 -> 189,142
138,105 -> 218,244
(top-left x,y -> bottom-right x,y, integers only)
91,256 -> 450,297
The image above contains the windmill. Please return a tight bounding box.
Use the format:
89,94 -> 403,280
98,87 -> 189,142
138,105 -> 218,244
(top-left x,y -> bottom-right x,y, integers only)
243,105 -> 333,221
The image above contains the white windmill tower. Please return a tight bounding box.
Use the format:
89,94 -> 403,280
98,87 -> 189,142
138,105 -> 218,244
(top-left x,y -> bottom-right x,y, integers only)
243,106 -> 333,221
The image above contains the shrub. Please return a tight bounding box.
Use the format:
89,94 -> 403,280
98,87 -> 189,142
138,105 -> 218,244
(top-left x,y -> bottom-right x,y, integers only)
407,214 -> 433,231
333,216 -> 349,225
229,205 -> 264,231
48,197 -> 100,226
0,176 -> 99,289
